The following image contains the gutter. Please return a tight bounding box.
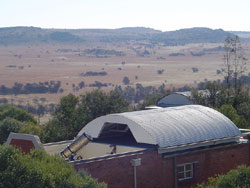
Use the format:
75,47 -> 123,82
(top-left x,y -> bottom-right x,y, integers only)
158,136 -> 240,154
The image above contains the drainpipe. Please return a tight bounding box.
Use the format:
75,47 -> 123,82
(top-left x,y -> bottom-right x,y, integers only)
174,156 -> 177,188
130,158 -> 141,188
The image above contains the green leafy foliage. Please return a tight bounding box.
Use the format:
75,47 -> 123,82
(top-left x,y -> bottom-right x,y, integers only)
40,119 -> 66,143
0,105 -> 37,124
237,102 -> 250,125
218,104 -> 248,129
139,92 -> 168,110
18,123 -> 41,136
0,118 -> 23,144
0,105 -> 39,144
198,165 -> 250,188
191,79 -> 250,128
40,90 -> 129,143
0,145 -> 106,188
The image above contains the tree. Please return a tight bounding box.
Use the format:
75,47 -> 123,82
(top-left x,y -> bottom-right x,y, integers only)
40,119 -> 67,143
198,165 -> 250,188
122,76 -> 130,85
236,101 -> 250,126
0,145 -> 106,188
0,105 -> 37,124
0,118 -> 23,144
0,105 -> 39,144
139,92 -> 168,110
78,90 -> 129,127
222,36 -> 248,95
41,90 -> 129,143
54,93 -> 79,126
53,93 -> 79,138
217,104 -> 248,128
19,123 -> 41,136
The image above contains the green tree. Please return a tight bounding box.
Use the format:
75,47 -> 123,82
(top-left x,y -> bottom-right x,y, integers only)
41,90 -> 129,143
236,101 -> 250,126
0,118 -> 23,144
217,104 -> 248,128
0,105 -> 37,124
122,76 -> 130,85
139,92 -> 168,110
0,145 -> 106,188
40,119 -> 66,143
0,105 -> 39,144
19,123 -> 41,136
198,165 -> 250,188
78,90 -> 129,124
54,93 -> 79,126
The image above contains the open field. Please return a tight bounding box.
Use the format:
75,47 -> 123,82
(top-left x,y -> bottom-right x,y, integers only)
0,42 -> 250,109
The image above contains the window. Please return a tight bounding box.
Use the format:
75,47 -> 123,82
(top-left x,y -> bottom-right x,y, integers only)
99,123 -> 129,138
177,163 -> 193,181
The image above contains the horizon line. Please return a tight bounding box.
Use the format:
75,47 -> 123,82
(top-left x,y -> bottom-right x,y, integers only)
0,25 -> 250,33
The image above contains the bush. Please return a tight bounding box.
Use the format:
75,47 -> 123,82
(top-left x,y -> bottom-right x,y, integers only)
0,118 -> 23,144
157,69 -> 164,75
0,145 -> 106,188
122,76 -> 130,85
198,165 -> 250,188
19,123 -> 41,136
0,105 -> 39,144
192,67 -> 199,73
0,105 -> 37,124
41,91 -> 129,143
218,104 -> 248,128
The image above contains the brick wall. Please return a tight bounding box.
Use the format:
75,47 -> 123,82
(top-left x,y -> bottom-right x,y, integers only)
10,139 -> 35,154
175,143 -> 250,188
74,150 -> 167,188
74,143 -> 250,188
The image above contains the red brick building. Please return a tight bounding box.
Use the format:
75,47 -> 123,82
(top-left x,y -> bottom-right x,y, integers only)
7,105 -> 250,188
73,142 -> 250,188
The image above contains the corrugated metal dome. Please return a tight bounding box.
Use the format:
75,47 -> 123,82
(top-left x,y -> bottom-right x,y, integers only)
78,105 -> 241,148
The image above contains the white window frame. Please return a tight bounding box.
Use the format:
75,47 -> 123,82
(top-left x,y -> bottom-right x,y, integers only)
177,162 -> 193,181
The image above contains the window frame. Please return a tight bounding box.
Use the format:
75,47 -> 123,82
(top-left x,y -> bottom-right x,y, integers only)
176,162 -> 194,181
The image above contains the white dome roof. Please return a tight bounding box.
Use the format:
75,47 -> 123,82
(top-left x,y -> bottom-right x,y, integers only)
78,105 -> 241,148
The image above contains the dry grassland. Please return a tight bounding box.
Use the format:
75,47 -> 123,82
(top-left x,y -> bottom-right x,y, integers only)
0,42 -> 250,107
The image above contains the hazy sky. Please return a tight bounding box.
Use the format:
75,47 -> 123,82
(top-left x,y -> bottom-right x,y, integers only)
1,0 -> 249,31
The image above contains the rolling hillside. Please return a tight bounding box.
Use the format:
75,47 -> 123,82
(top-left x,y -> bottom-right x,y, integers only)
0,26 -> 237,45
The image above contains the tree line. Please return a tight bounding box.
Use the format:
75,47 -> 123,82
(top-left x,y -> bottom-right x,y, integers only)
0,81 -> 62,95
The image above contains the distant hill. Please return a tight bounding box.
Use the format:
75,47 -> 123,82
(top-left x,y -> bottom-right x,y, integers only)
230,31 -> 250,40
152,27 -> 233,45
0,26 -> 239,46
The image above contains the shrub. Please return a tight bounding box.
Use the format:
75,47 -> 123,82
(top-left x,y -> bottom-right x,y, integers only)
122,76 -> 130,85
192,67 -> 199,73
0,145 -> 106,188
0,118 -> 23,144
198,165 -> 250,188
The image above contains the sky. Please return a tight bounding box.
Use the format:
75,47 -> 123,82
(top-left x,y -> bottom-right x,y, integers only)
1,0 -> 249,31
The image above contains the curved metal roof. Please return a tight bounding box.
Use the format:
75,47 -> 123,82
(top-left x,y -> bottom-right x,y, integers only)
78,105 -> 241,148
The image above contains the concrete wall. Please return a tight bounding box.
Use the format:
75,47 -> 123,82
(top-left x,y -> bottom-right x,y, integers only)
74,143 -> 250,188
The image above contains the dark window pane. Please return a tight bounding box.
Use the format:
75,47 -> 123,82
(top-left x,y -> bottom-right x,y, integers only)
186,164 -> 192,170
177,166 -> 184,172
186,171 -> 192,178
178,172 -> 185,179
